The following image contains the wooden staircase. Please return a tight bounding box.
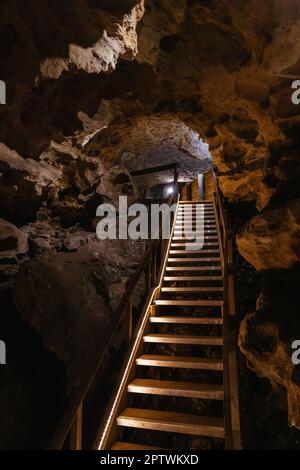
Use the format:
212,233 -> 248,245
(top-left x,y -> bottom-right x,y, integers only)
97,174 -> 241,450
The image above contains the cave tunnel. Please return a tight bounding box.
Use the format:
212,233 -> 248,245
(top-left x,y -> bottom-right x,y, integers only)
1,0 -> 300,457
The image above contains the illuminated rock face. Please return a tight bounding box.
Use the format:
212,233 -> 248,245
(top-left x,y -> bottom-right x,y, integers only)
239,265 -> 300,430
237,199 -> 300,271
0,0 -> 300,438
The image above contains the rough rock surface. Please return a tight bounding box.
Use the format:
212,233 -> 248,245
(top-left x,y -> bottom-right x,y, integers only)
237,199 -> 300,270
239,265 -> 300,430
0,143 -> 62,223
13,236 -> 145,389
0,0 -> 300,445
0,219 -> 28,261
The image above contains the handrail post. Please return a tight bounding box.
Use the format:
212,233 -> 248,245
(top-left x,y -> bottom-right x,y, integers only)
70,402 -> 83,450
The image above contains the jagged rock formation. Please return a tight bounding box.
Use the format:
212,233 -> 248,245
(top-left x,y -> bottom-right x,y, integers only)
0,219 -> 28,262
239,265 -> 300,429
237,199 -> 300,270
0,0 -> 300,444
13,237 -> 145,389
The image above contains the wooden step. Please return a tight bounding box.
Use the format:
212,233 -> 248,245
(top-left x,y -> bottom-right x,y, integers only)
117,408 -> 224,438
176,220 -> 216,223
175,226 -> 217,229
177,215 -> 214,218
178,208 -> 214,211
179,206 -> 213,209
154,299 -> 223,307
164,276 -> 223,281
175,225 -> 217,229
176,221 -> 215,225
150,316 -> 223,324
111,441 -> 163,450
174,230 -> 217,234
168,257 -> 220,263
176,215 -> 215,218
171,243 -> 219,247
161,287 -> 223,293
179,201 -> 213,204
169,250 -> 219,255
136,354 -> 224,371
128,379 -> 224,400
177,215 -> 215,218
143,334 -> 223,346
178,210 -> 214,213
178,209 -> 214,212
176,222 -> 217,225
172,237 -> 218,241
173,234 -> 218,238
166,266 -> 222,272
176,219 -> 216,222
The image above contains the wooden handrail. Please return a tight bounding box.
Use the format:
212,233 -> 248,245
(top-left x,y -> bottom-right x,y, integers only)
49,242 -> 156,449
49,194 -> 178,450
207,171 -> 241,450
96,195 -> 180,449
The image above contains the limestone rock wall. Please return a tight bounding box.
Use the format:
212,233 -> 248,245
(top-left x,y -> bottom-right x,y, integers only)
0,0 -> 300,439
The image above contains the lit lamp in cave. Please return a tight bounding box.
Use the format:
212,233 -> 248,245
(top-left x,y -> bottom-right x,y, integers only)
166,185 -> 174,196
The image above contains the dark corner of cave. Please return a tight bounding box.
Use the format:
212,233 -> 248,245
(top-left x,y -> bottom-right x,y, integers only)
0,0 -> 300,457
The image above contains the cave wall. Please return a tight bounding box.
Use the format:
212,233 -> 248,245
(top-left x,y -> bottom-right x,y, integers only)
0,0 -> 300,442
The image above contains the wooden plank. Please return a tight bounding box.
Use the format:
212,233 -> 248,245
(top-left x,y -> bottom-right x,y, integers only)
179,201 -> 213,204
175,223 -> 217,226
149,316 -> 223,325
117,408 -> 225,438
163,276 -> 223,281
136,355 -> 224,370
143,334 -> 223,346
168,257 -> 221,263
161,287 -> 223,292
128,379 -> 224,400
154,299 -> 223,306
169,250 -> 220,255
171,242 -> 219,247
165,266 -> 222,271
174,229 -> 217,233
172,236 -> 218,241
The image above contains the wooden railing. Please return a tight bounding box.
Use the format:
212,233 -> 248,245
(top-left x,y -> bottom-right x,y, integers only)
49,194 -> 178,450
207,171 -> 241,450
95,195 -> 180,449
